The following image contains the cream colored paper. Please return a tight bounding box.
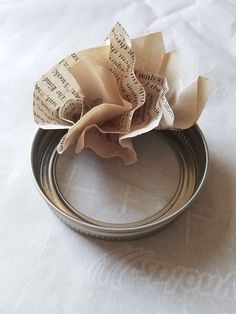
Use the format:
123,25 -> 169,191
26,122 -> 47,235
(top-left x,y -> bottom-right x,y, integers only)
33,22 -> 213,165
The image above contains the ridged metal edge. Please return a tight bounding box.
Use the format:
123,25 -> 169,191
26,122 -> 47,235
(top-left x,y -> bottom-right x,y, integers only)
30,125 -> 209,240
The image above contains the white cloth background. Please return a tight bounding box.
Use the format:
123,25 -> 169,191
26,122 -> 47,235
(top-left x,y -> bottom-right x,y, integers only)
1,0 -> 236,313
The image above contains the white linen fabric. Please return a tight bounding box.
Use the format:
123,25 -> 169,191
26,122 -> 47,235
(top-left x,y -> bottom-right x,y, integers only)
1,0 -> 236,313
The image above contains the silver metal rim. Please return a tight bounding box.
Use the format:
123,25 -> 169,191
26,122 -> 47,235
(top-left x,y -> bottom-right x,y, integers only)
30,125 -> 209,240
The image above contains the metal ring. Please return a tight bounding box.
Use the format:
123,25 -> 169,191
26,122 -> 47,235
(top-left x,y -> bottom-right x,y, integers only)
30,125 -> 208,240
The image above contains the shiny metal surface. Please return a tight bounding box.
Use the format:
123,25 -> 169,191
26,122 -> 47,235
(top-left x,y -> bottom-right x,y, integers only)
30,125 -> 209,240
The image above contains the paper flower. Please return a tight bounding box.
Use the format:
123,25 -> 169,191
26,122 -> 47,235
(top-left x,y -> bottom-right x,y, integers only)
33,22 -> 213,165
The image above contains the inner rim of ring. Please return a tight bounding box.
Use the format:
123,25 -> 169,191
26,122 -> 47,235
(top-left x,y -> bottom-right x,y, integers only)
46,131 -> 196,228
31,126 -> 207,236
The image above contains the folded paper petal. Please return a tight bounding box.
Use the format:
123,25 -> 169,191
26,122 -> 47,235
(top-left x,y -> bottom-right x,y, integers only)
131,32 -> 165,74
173,76 -> 214,129
33,63 -> 83,128
159,51 -> 182,107
74,126 -> 137,165
57,102 -> 131,153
